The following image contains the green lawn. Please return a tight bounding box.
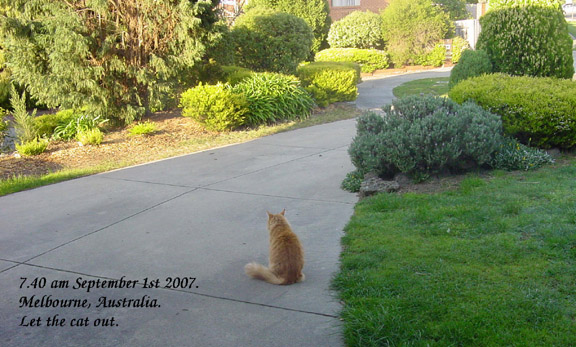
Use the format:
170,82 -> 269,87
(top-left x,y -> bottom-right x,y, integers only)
333,157 -> 576,346
392,77 -> 450,98
567,20 -> 576,38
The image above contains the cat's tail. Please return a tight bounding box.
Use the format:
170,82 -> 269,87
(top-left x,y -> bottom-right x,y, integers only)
244,262 -> 284,285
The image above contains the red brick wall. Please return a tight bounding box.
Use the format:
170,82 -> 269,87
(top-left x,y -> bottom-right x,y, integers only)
328,0 -> 389,22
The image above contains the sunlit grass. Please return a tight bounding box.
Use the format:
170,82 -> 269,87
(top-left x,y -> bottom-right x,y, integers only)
392,77 -> 450,98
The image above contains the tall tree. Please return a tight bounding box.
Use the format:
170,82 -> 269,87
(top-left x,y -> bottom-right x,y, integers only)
0,0 -> 224,123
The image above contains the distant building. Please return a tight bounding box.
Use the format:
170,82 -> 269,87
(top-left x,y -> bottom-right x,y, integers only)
328,0 -> 389,22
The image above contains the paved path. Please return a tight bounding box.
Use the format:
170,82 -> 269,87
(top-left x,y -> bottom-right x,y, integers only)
0,68 -> 449,347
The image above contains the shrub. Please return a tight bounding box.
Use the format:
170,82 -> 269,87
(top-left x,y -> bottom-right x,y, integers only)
53,113 -> 108,141
220,66 -> 254,86
415,43 -> 446,67
179,83 -> 249,132
16,138 -> 48,156
231,8 -> 313,74
315,48 -> 389,73
449,73 -> 576,149
244,0 -> 331,58
327,11 -> 384,49
381,0 -> 452,67
296,62 -> 359,107
3,1 -> 224,124
450,36 -> 470,64
448,49 -> 493,88
129,121 -> 157,136
76,128 -> 103,146
489,137 -> 554,171
0,108 -> 8,148
340,170 -> 364,193
34,109 -> 77,138
348,96 -> 502,181
232,73 -> 315,126
476,3 -> 574,79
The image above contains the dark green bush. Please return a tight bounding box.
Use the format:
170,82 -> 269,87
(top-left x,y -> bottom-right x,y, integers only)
348,96 -> 502,180
232,73 -> 315,126
296,62 -> 359,107
327,11 -> 384,49
476,4 -> 574,79
315,48 -> 389,73
449,73 -> 576,149
220,66 -> 254,86
231,8 -> 313,74
448,49 -> 493,88
179,83 -> 249,132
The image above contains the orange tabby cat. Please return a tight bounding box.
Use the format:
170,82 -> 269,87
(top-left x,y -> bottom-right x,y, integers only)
245,209 -> 305,285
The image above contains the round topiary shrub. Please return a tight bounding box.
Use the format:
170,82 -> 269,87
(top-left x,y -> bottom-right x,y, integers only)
327,11 -> 384,49
449,49 -> 492,88
231,8 -> 314,74
476,2 -> 574,79
296,62 -> 360,107
449,73 -> 576,149
348,96 -> 502,181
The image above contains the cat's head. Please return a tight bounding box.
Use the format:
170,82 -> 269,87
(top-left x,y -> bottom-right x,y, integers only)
267,209 -> 286,227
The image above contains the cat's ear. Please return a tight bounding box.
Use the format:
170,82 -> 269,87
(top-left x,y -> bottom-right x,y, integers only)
280,209 -> 285,216
267,211 -> 272,218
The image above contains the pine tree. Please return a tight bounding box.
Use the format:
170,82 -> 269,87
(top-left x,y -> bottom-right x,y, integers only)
0,0 -> 224,123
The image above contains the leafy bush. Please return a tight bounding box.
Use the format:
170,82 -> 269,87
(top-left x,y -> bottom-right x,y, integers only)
231,8 -> 313,74
244,0 -> 331,58
34,109 -> 77,138
53,114 -> 108,141
129,121 -> 157,136
296,62 -> 359,107
340,170 -> 364,192
476,3 -> 573,79
0,107 -> 8,148
315,48 -> 389,73
415,43 -> 446,67
3,0 -> 224,124
76,128 -> 103,146
489,137 -> 554,171
381,0 -> 452,67
179,83 -> 249,132
449,73 -> 576,149
232,73 -> 315,126
327,11 -> 384,49
16,138 -> 48,156
450,36 -> 470,63
220,66 -> 254,86
448,49 -> 493,88
10,86 -> 38,144
348,96 -> 502,181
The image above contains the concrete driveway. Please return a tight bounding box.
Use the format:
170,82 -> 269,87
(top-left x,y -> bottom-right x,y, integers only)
0,68 -> 449,347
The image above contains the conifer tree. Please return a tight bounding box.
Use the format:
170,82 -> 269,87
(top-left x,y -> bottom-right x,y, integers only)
0,0 -> 224,123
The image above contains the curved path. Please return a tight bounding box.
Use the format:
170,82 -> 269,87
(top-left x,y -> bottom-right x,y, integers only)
0,68 -> 449,347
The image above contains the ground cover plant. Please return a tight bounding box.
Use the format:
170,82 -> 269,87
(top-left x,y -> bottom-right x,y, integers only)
333,156 -> 576,346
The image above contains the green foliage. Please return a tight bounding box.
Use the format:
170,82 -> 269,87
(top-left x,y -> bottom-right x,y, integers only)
76,128 -> 103,146
449,49 -> 493,88
15,138 -> 48,156
231,8 -> 314,74
340,170 -> 364,193
438,0 -> 470,20
348,96 -> 503,180
381,0 -> 453,67
128,121 -> 158,136
34,109 -> 77,138
450,36 -> 470,63
244,0 -> 330,57
179,83 -> 249,132
489,137 -> 554,171
476,4 -> 574,79
315,48 -> 390,73
327,11 -> 384,49
2,0 -> 224,124
220,66 -> 254,86
10,86 -> 38,144
415,43 -> 446,67
53,113 -> 108,141
232,73 -> 315,126
296,62 -> 359,107
449,73 -> 576,149
488,0 -> 563,10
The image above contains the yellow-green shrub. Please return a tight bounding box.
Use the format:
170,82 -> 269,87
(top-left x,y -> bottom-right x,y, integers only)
296,62 -> 359,107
